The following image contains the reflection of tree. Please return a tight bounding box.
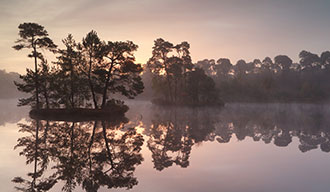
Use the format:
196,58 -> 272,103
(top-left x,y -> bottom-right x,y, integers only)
13,117 -> 144,191
146,108 -> 217,171
211,104 -> 330,153
13,120 -> 57,191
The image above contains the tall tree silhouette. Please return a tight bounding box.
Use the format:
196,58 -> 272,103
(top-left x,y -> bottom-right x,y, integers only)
13,23 -> 57,109
147,38 -> 175,102
97,40 -> 144,108
81,30 -> 103,109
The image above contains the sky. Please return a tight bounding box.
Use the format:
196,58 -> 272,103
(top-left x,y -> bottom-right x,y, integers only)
1,0 -> 330,74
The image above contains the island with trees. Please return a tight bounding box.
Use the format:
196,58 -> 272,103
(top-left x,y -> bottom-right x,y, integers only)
13,22 -> 145,119
12,22 -> 330,116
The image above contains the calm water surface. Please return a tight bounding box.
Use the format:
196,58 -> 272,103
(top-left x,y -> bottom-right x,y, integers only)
1,100 -> 330,192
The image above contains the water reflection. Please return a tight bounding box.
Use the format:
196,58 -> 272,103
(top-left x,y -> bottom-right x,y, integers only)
144,104 -> 330,171
12,103 -> 330,191
210,104 -> 330,153
145,108 -> 218,171
13,116 -> 144,191
0,99 -> 28,125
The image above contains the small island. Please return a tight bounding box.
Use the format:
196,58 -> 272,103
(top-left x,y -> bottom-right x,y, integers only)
13,23 -> 145,117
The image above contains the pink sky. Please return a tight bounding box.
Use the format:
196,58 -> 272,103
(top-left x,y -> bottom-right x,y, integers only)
1,0 -> 330,73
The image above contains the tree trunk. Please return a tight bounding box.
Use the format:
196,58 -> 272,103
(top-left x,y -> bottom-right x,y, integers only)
88,121 -> 98,170
32,120 -> 40,189
44,88 -> 49,109
70,61 -> 75,108
88,57 -> 98,109
101,63 -> 114,109
102,121 -> 114,169
70,123 -> 75,157
33,42 -> 39,109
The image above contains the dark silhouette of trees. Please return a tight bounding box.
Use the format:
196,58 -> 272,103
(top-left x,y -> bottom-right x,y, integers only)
147,38 -> 222,106
55,34 -> 87,108
80,30 -> 103,109
195,50 -> 330,102
15,58 -> 57,108
13,23 -> 57,109
78,31 -> 144,109
96,40 -> 144,108
13,23 -> 144,110
147,38 -> 179,103
215,58 -> 232,79
185,68 -> 220,105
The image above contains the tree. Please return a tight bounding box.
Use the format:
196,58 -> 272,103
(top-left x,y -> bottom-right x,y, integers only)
274,55 -> 292,71
320,51 -> 330,69
15,58 -> 56,109
80,31 -> 144,109
185,68 -> 221,105
80,30 -> 104,109
55,34 -> 89,108
147,38 -> 175,102
147,38 -> 194,104
234,59 -> 248,77
299,50 -> 321,70
13,22 -> 57,109
195,59 -> 215,76
97,40 -> 143,108
215,58 -> 232,79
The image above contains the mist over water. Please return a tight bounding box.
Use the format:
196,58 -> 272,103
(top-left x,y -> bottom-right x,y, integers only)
2,100 -> 330,192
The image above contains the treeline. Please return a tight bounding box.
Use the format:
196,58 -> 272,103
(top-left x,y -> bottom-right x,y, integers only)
142,39 -> 330,104
195,51 -> 330,102
13,23 -> 144,109
13,22 -> 330,107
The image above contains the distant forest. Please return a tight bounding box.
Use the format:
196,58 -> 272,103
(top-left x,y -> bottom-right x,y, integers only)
195,51 -> 330,102
0,69 -> 24,99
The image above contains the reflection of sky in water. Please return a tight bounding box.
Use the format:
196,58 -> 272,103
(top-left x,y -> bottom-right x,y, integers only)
1,101 -> 330,192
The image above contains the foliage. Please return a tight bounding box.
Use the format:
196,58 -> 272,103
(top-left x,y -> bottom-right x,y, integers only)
147,38 -> 222,106
13,23 -> 144,109
13,22 -> 57,109
197,50 -> 330,102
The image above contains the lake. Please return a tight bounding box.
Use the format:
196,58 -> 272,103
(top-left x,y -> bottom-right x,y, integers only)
1,100 -> 330,192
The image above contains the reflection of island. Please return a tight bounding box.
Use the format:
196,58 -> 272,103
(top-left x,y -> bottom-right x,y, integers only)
145,107 -> 218,171
144,104 -> 330,170
13,116 -> 144,191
